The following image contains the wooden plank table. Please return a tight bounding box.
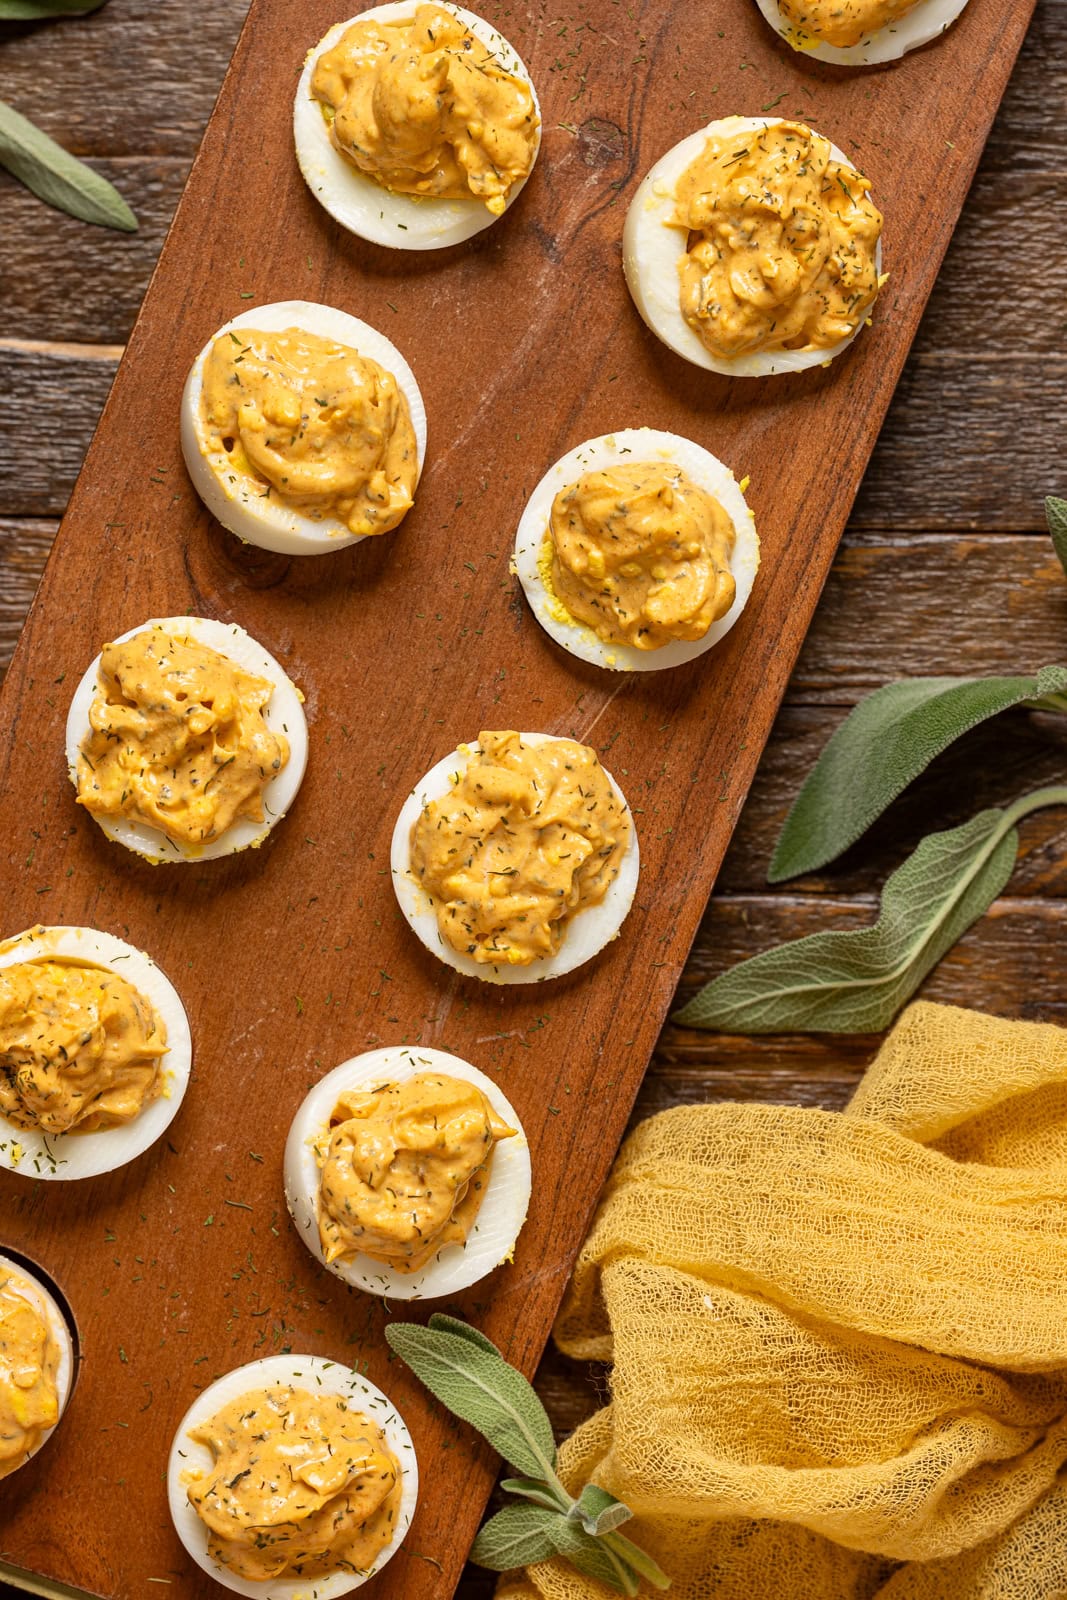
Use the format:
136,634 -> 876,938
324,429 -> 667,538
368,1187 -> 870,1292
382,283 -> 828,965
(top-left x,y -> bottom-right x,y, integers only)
1,0 -> 1064,1594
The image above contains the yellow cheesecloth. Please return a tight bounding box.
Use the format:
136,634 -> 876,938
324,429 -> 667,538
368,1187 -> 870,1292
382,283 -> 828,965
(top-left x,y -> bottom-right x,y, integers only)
500,1003 -> 1067,1599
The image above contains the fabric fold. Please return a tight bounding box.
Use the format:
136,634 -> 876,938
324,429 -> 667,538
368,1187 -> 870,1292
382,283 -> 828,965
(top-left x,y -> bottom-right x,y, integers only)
502,1004 -> 1067,1599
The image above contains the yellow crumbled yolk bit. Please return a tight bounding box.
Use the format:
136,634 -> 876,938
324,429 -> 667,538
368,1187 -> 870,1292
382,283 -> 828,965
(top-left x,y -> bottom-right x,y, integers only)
535,534 -> 586,632
673,120 -> 882,359
548,460 -> 736,651
311,2 -> 539,214
0,1269 -> 60,1479
200,326 -> 417,537
76,626 -> 289,851
409,730 -> 630,966
783,24 -> 821,50
185,1386 -> 402,1582
0,959 -> 166,1135
315,1073 -> 514,1272
777,0 -> 923,47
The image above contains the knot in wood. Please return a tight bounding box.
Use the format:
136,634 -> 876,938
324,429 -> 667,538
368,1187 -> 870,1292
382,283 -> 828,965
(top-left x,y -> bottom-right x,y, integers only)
577,117 -> 627,168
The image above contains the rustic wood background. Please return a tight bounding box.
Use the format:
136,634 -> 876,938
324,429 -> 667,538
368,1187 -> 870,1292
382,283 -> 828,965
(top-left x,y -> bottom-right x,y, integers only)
0,0 -> 1062,1595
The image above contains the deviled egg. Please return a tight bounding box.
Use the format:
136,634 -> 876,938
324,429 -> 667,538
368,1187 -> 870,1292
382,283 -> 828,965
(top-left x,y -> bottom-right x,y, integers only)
0,1253 -> 74,1479
514,427 -> 759,671
285,1045 -> 531,1300
294,2 -> 541,250
168,1354 -> 417,1597
753,0 -> 972,65
181,299 -> 426,554
392,730 -> 639,983
0,925 -> 192,1181
624,117 -> 884,377
66,615 -> 308,864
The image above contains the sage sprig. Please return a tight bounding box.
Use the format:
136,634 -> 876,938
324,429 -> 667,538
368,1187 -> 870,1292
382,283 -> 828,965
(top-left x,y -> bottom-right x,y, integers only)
0,98 -> 136,230
386,1314 -> 671,1595
1047,498 -> 1067,579
675,786 -> 1067,1034
769,665 -> 1067,882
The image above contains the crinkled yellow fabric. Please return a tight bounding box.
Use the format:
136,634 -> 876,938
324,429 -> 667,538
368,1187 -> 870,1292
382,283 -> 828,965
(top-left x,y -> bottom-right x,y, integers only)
500,1003 -> 1067,1600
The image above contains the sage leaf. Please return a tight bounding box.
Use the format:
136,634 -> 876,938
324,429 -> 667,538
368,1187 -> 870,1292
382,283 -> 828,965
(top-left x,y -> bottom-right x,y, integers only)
675,788 -> 1067,1034
470,1504 -> 560,1570
573,1483 -> 634,1536
548,1516 -> 640,1596
385,1321 -> 558,1482
1047,497 -> 1067,579
601,1529 -> 674,1590
0,98 -> 137,231
501,1476 -> 571,1513
0,0 -> 107,16
770,666 -> 1067,882
427,1311 -> 500,1356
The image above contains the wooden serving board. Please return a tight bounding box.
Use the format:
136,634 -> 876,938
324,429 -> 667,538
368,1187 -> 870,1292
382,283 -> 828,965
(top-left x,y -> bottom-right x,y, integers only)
0,1 -> 1036,1594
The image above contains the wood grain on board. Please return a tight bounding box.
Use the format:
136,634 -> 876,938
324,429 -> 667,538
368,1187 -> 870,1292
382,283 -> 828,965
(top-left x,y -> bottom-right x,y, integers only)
0,0 -> 1049,1595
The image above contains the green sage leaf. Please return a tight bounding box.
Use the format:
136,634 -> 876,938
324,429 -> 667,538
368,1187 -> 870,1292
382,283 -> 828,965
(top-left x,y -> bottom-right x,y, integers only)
0,98 -> 137,231
501,1476 -> 570,1512
601,1529 -> 674,1591
573,1483 -> 634,1536
676,789 -> 1067,1034
1047,497 -> 1067,580
385,1320 -> 558,1481
470,1503 -> 560,1570
0,0 -> 107,17
548,1516 -> 640,1595
770,666 -> 1067,883
427,1311 -> 501,1356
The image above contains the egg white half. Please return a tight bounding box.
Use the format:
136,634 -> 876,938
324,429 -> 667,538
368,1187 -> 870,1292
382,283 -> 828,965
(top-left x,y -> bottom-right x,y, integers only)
0,1253 -> 74,1474
514,427 -> 760,672
0,925 -> 192,1181
167,1354 -> 418,1600
65,614 -> 309,864
285,1045 -> 531,1300
391,732 -> 640,984
181,299 -> 427,555
753,0 -> 971,64
294,2 -> 542,251
623,116 -> 884,378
